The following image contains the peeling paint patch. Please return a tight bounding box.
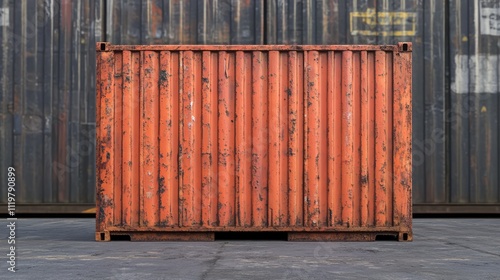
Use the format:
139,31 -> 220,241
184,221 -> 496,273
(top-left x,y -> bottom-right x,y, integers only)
0,8 -> 8,26
479,1 -> 500,36
451,55 -> 499,94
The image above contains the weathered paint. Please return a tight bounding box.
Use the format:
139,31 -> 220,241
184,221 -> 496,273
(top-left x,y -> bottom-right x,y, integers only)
412,0 -> 447,206
0,7 -> 8,26
479,1 -> 500,36
350,10 -> 417,37
96,43 -> 413,241
4,0 -> 500,215
451,55 -> 499,94
106,0 -> 264,44
0,0 -> 100,208
449,0 -> 500,205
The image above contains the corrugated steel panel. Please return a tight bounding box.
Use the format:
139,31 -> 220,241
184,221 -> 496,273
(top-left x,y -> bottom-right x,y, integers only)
0,0 -> 100,206
449,0 -> 500,203
0,0 -> 14,205
264,0 -> 449,209
417,0 -> 447,204
265,0 -> 419,45
3,0 -> 498,214
106,0 -> 264,44
96,43 -> 412,241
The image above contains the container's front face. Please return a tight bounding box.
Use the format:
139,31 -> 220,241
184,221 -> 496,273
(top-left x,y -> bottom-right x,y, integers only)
96,44 -> 412,241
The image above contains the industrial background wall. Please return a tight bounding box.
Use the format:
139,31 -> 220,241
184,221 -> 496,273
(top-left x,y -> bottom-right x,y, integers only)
1,0 -> 499,214
0,0 -> 102,213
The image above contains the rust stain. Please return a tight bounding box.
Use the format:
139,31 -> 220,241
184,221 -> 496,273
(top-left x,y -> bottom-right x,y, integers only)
96,43 -> 413,241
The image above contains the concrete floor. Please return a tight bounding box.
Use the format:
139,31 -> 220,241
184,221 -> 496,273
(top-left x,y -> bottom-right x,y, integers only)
1,218 -> 499,279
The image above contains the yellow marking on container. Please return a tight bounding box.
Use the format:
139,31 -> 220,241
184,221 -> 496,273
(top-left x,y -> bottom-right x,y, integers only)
350,9 -> 417,36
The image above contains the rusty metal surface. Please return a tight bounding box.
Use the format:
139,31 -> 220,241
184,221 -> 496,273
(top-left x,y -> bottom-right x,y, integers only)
96,43 -> 412,241
264,0 -> 442,206
105,226 -> 408,233
99,227 -> 411,242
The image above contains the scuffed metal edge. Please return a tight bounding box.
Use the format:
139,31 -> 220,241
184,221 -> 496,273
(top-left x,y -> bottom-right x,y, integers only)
96,42 -> 410,52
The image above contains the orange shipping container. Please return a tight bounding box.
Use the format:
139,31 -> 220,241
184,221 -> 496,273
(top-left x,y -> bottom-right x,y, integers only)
96,43 -> 412,241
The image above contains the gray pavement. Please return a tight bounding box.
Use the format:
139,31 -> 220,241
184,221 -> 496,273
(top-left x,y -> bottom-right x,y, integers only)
1,218 -> 499,279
